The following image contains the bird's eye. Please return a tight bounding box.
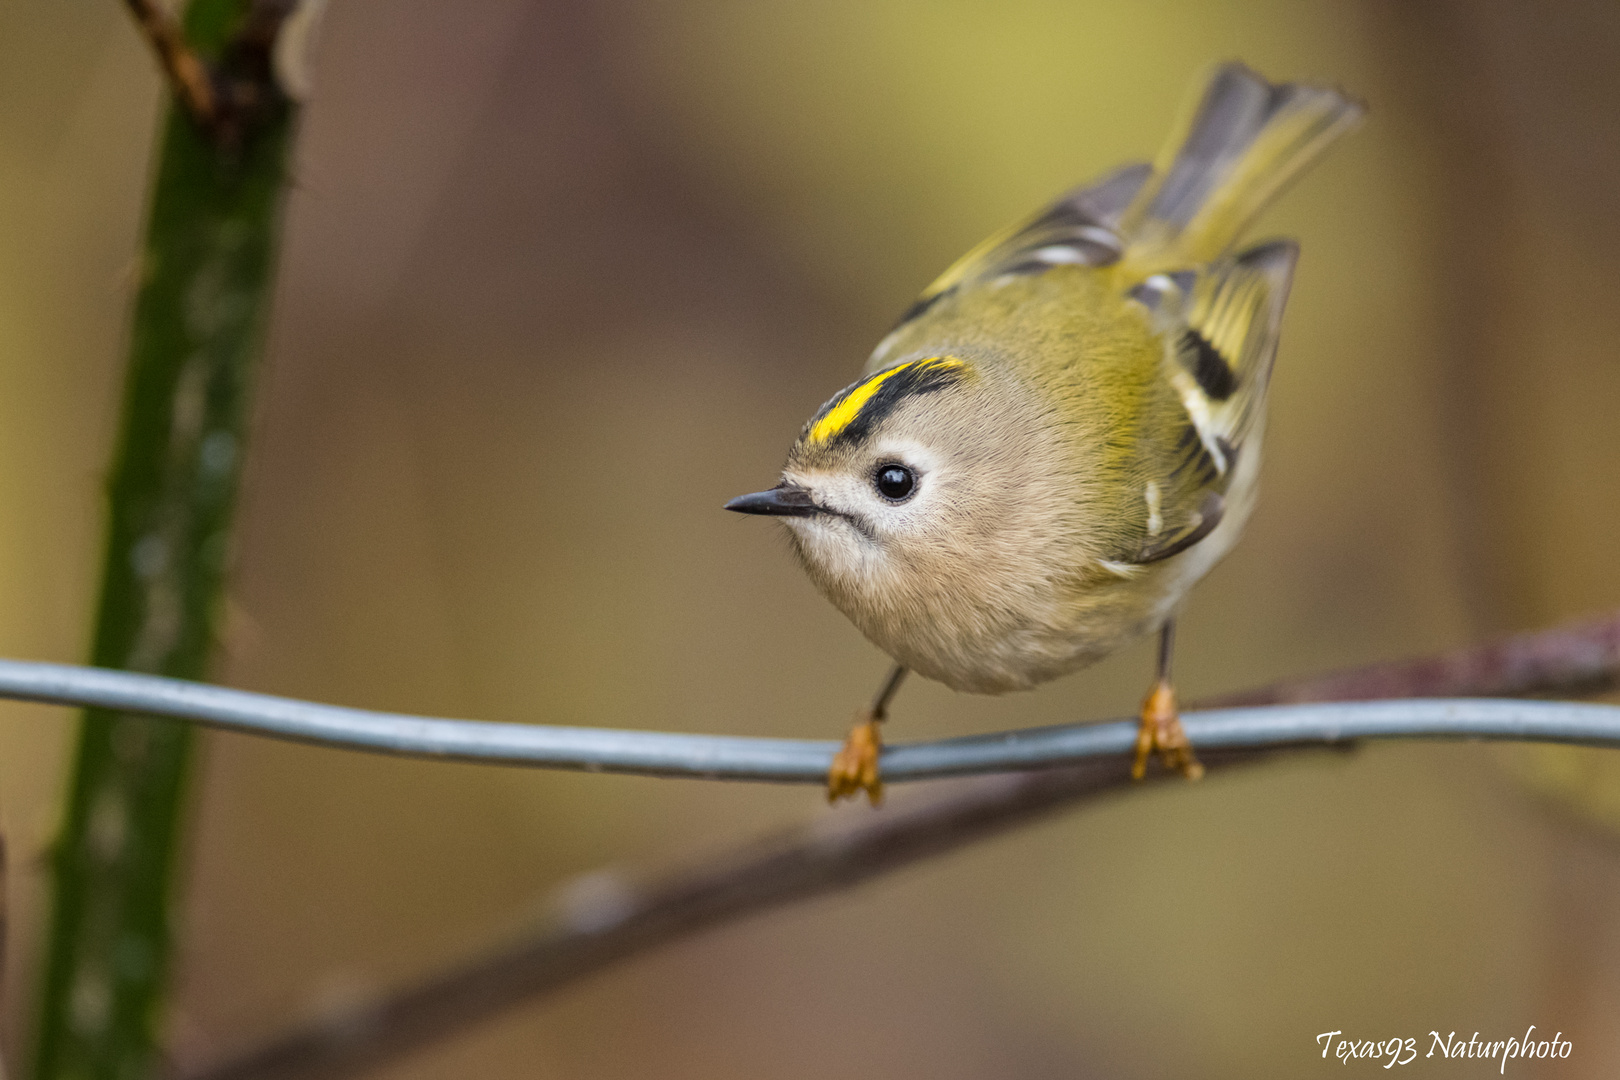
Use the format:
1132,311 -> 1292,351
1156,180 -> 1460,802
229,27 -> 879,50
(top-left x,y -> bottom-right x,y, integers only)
874,464 -> 915,502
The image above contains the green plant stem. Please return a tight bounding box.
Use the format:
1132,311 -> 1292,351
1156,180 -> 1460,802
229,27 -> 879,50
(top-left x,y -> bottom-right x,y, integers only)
32,3 -> 295,1077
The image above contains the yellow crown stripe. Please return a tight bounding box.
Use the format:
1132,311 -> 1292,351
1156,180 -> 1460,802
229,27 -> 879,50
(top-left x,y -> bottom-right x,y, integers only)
807,357 -> 962,444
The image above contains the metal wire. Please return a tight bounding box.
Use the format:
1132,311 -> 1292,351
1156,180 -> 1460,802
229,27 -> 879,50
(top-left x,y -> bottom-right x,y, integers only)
0,657 -> 1615,782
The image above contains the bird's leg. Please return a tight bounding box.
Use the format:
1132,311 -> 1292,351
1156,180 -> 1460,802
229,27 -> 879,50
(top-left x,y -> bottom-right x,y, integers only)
828,665 -> 907,805
1132,621 -> 1204,781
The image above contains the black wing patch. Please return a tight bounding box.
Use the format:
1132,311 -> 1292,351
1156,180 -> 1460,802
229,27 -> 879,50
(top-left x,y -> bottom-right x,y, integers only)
1181,328 -> 1237,401
1167,421 -> 1223,490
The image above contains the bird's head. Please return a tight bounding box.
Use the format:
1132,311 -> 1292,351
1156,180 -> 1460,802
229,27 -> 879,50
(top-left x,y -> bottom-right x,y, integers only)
725,354 -> 1081,687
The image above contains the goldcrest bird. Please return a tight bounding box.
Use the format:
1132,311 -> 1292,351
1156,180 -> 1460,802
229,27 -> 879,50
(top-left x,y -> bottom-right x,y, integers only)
728,63 -> 1362,803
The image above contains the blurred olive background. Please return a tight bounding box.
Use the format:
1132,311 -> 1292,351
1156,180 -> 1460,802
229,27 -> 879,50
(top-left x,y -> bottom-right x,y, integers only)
4,1 -> 1620,1077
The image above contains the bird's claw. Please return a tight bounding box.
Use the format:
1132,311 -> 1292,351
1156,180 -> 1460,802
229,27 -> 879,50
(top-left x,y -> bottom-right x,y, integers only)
828,714 -> 884,805
1132,680 -> 1204,781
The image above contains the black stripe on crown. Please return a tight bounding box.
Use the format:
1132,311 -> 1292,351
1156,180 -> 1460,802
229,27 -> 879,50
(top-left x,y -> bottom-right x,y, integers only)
803,358 -> 970,449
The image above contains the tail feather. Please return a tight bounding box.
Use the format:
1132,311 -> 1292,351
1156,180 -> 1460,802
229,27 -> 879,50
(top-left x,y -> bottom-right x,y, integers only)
1121,63 -> 1362,271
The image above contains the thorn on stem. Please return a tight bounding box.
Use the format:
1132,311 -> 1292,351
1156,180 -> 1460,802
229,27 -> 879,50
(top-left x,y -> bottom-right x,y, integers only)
122,0 -> 303,147
123,0 -> 219,129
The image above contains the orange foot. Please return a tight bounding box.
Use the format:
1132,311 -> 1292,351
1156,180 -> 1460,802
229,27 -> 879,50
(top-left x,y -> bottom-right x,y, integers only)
828,714 -> 884,805
1131,680 -> 1205,781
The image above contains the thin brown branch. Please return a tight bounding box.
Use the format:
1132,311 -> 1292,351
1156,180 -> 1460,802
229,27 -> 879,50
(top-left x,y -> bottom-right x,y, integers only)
0,831 -> 8,1080
183,752 -> 1279,1080
178,608 -> 1620,1080
1205,608 -> 1620,707
123,0 -> 219,128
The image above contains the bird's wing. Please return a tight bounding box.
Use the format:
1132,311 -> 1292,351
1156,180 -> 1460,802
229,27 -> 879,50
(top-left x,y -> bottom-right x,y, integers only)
886,63 -> 1357,344
1121,239 -> 1298,564
884,164 -> 1152,336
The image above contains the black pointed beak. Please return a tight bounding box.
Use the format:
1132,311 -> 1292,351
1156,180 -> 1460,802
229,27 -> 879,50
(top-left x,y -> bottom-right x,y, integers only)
724,482 -> 823,517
